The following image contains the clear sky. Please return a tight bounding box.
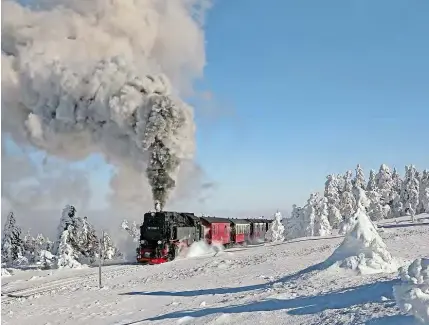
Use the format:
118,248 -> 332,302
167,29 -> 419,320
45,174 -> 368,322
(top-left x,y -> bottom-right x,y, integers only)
191,0 -> 429,214
5,0 -> 429,217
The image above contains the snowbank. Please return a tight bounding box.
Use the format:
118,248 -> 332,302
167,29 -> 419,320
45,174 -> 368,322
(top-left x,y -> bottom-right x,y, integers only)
1,267 -> 12,277
326,209 -> 396,274
393,258 -> 429,324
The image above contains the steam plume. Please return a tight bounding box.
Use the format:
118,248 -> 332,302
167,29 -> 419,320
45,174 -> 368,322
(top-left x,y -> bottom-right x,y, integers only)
1,0 -> 210,211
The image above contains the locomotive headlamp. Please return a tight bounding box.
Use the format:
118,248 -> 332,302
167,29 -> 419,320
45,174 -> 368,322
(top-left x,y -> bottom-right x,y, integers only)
140,240 -> 147,245
157,240 -> 162,244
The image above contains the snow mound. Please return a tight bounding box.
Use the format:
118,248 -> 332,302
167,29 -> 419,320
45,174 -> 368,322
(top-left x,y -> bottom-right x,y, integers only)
393,258 -> 429,324
326,209 -> 396,274
1,267 -> 12,277
181,241 -> 224,259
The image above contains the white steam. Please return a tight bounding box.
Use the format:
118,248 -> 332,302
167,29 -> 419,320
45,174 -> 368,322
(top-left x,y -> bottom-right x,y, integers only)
1,0 -> 211,220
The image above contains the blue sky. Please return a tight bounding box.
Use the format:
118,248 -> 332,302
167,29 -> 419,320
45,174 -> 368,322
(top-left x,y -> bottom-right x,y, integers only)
5,0 -> 429,216
192,0 -> 429,213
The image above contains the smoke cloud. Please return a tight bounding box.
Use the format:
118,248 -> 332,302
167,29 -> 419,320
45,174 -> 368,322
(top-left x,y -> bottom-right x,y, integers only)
2,0 -> 211,218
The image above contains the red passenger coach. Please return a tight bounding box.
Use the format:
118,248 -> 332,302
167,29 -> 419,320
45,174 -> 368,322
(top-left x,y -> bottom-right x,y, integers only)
229,219 -> 251,244
200,216 -> 231,246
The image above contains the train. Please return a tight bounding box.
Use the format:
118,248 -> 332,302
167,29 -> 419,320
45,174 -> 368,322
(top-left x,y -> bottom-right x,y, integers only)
136,210 -> 273,264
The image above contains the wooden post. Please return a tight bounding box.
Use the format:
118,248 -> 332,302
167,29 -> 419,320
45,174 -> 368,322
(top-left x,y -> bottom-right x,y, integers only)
98,230 -> 104,288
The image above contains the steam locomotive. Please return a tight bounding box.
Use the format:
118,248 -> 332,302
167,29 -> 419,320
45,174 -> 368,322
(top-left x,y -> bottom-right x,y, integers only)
136,211 -> 273,264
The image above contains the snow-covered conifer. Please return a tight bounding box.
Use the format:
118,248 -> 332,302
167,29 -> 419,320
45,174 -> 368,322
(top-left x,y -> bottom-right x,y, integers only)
420,188 -> 429,214
336,173 -> 346,195
417,170 -> 429,214
392,168 -> 403,194
78,216 -> 99,263
284,205 -> 303,240
367,190 -> 389,221
353,164 -> 366,190
343,170 -> 354,192
338,172 -> 356,233
23,231 -> 37,263
302,195 -> 316,237
401,165 -> 420,221
37,250 -> 55,269
353,186 -> 370,211
312,193 -> 332,236
390,192 -> 403,218
265,211 -> 285,242
35,234 -> 46,251
366,169 -> 377,192
55,205 -> 81,254
1,212 -> 25,266
375,164 -> 394,205
55,205 -> 82,267
121,219 -> 140,242
45,238 -> 54,252
324,174 -> 342,229
102,232 -> 122,260
56,228 -> 81,268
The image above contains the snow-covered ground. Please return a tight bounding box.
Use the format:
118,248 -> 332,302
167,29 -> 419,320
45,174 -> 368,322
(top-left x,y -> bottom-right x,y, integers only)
2,214 -> 429,325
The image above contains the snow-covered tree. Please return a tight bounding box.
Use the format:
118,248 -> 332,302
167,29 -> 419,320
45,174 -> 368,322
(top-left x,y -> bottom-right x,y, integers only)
121,219 -> 140,242
55,205 -> 82,267
55,205 -> 80,253
417,169 -> 429,214
401,165 -> 420,222
265,211 -> 285,242
1,212 -> 25,266
336,173 -> 346,195
420,188 -> 429,214
302,195 -> 316,237
367,190 -> 389,221
23,231 -> 37,263
78,216 -> 99,263
102,232 -> 122,260
312,193 -> 332,236
392,167 -> 403,194
324,174 -> 342,229
284,205 -> 303,240
375,164 -> 394,205
353,186 -> 370,211
390,192 -> 403,218
343,170 -> 354,193
353,164 -> 366,190
366,169 -> 377,192
56,228 -> 81,268
45,237 -> 54,252
37,250 -> 56,269
35,234 -> 46,251
338,172 -> 356,231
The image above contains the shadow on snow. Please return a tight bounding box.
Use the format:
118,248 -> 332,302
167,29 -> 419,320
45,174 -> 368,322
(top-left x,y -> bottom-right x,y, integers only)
122,278 -> 402,323
119,260 -> 329,299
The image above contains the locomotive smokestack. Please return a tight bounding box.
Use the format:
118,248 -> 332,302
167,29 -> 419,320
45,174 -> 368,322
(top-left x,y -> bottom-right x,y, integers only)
154,201 -> 162,212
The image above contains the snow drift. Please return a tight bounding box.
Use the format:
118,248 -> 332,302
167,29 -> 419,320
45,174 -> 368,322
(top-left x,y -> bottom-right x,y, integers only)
394,258 -> 429,324
326,209 -> 396,274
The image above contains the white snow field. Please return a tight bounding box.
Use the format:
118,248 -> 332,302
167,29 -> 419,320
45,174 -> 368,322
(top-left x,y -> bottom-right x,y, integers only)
2,215 -> 429,325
